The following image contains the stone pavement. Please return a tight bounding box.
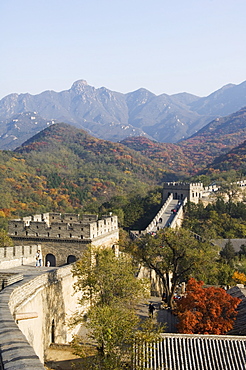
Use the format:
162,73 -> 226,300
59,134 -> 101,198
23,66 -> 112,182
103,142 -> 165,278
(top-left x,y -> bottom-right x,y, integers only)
0,263 -> 59,284
136,296 -> 177,333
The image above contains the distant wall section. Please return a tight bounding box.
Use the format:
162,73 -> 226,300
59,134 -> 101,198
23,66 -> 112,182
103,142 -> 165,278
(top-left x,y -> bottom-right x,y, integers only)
163,182 -> 204,204
8,213 -> 119,266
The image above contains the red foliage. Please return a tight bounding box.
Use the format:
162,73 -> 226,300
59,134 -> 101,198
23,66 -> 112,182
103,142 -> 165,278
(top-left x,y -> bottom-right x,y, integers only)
176,278 -> 241,335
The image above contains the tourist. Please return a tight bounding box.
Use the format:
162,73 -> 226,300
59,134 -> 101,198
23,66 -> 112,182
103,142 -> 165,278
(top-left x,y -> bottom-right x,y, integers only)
148,303 -> 155,318
36,250 -> 42,267
35,250 -> 40,267
38,250 -> 43,266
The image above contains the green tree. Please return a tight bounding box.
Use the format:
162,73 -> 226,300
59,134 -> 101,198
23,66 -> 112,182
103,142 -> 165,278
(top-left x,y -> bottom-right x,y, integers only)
238,244 -> 246,260
70,247 -> 161,369
129,228 -> 219,308
0,229 -> 14,247
220,240 -> 235,267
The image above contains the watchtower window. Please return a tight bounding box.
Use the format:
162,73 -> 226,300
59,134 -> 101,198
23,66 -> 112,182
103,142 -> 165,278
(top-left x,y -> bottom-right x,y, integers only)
81,235 -> 83,239
13,246 -> 15,256
4,247 -> 6,258
30,246 -> 32,254
36,226 -> 39,229
15,224 -> 17,228
22,246 -> 24,255
14,231 -> 17,235
70,233 -> 72,238
26,231 -> 28,236
57,234 -> 60,238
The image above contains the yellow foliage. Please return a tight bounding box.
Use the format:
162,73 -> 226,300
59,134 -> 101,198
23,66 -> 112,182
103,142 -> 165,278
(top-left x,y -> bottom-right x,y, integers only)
232,271 -> 246,284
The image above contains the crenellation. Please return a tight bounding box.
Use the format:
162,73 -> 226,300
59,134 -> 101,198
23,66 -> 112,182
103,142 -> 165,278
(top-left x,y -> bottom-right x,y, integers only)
32,214 -> 43,222
0,245 -> 41,269
63,213 -> 80,222
81,214 -> 98,222
163,182 -> 204,204
8,213 -> 117,241
7,213 -> 119,266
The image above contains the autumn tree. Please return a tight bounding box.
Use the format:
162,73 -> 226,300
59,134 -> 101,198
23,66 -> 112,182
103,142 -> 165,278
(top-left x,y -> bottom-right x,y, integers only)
70,247 -> 162,369
176,278 -> 241,334
129,228 -> 219,309
232,271 -> 246,285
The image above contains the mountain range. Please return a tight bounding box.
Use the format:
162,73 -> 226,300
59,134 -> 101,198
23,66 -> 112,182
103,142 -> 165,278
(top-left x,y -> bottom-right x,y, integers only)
1,79 -> 246,149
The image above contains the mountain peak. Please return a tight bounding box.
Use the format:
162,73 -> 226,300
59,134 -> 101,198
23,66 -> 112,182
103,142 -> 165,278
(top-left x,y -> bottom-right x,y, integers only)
71,80 -> 88,93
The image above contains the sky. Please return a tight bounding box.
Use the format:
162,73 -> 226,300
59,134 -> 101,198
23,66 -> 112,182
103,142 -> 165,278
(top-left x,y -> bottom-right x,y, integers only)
1,0 -> 246,99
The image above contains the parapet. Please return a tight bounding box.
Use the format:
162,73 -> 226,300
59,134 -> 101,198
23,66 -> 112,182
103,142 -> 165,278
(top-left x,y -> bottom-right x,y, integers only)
8,212 -> 118,241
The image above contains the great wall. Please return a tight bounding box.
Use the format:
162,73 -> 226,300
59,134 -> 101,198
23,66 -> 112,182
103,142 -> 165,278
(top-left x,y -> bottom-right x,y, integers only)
1,182 -> 246,369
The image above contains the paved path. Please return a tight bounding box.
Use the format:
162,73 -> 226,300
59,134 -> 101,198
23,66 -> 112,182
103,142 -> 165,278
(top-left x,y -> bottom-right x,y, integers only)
151,199 -> 180,232
0,263 -> 59,287
136,296 -> 177,333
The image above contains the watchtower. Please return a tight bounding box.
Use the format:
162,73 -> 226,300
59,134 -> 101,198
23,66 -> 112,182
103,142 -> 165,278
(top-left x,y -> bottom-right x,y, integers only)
163,182 -> 204,204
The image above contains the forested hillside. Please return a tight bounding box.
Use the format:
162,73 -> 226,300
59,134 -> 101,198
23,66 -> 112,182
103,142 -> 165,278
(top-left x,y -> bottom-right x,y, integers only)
121,106 -> 246,175
204,140 -> 246,175
0,123 -> 168,222
1,119 -> 246,229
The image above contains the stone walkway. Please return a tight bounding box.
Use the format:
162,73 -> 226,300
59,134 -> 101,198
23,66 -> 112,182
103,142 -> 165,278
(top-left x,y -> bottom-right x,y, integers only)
136,296 -> 177,333
0,263 -> 58,284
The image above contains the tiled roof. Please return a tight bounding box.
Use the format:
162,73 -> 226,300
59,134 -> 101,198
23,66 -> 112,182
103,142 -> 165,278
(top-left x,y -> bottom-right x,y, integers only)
134,333 -> 246,370
227,286 -> 246,335
213,239 -> 246,253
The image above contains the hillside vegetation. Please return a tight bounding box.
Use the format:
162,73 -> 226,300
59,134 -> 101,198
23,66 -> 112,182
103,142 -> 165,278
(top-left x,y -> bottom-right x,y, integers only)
0,123 -> 168,221
1,116 -> 246,228
121,107 -> 246,176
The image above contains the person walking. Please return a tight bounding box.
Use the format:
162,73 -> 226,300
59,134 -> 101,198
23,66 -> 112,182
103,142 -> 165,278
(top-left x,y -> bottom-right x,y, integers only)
38,250 -> 43,266
36,250 -> 43,267
35,250 -> 40,267
148,303 -> 155,318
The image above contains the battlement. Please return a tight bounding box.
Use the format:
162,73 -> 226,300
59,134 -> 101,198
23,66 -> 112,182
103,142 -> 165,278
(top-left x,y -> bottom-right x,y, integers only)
163,182 -> 204,204
8,212 -> 118,241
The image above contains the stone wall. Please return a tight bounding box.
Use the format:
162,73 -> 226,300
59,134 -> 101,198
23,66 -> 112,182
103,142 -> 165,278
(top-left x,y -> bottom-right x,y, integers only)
0,272 -> 23,291
0,265 -> 82,369
0,245 -> 40,269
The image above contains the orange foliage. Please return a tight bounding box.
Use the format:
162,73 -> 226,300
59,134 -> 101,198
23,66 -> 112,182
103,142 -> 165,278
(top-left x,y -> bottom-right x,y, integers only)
176,278 -> 241,335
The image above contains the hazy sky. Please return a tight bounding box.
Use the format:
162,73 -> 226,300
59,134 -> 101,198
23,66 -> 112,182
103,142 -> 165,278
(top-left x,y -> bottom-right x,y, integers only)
1,0 -> 246,99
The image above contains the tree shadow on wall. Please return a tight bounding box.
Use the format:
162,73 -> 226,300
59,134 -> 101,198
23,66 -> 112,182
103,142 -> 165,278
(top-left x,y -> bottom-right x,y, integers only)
44,270 -> 67,350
